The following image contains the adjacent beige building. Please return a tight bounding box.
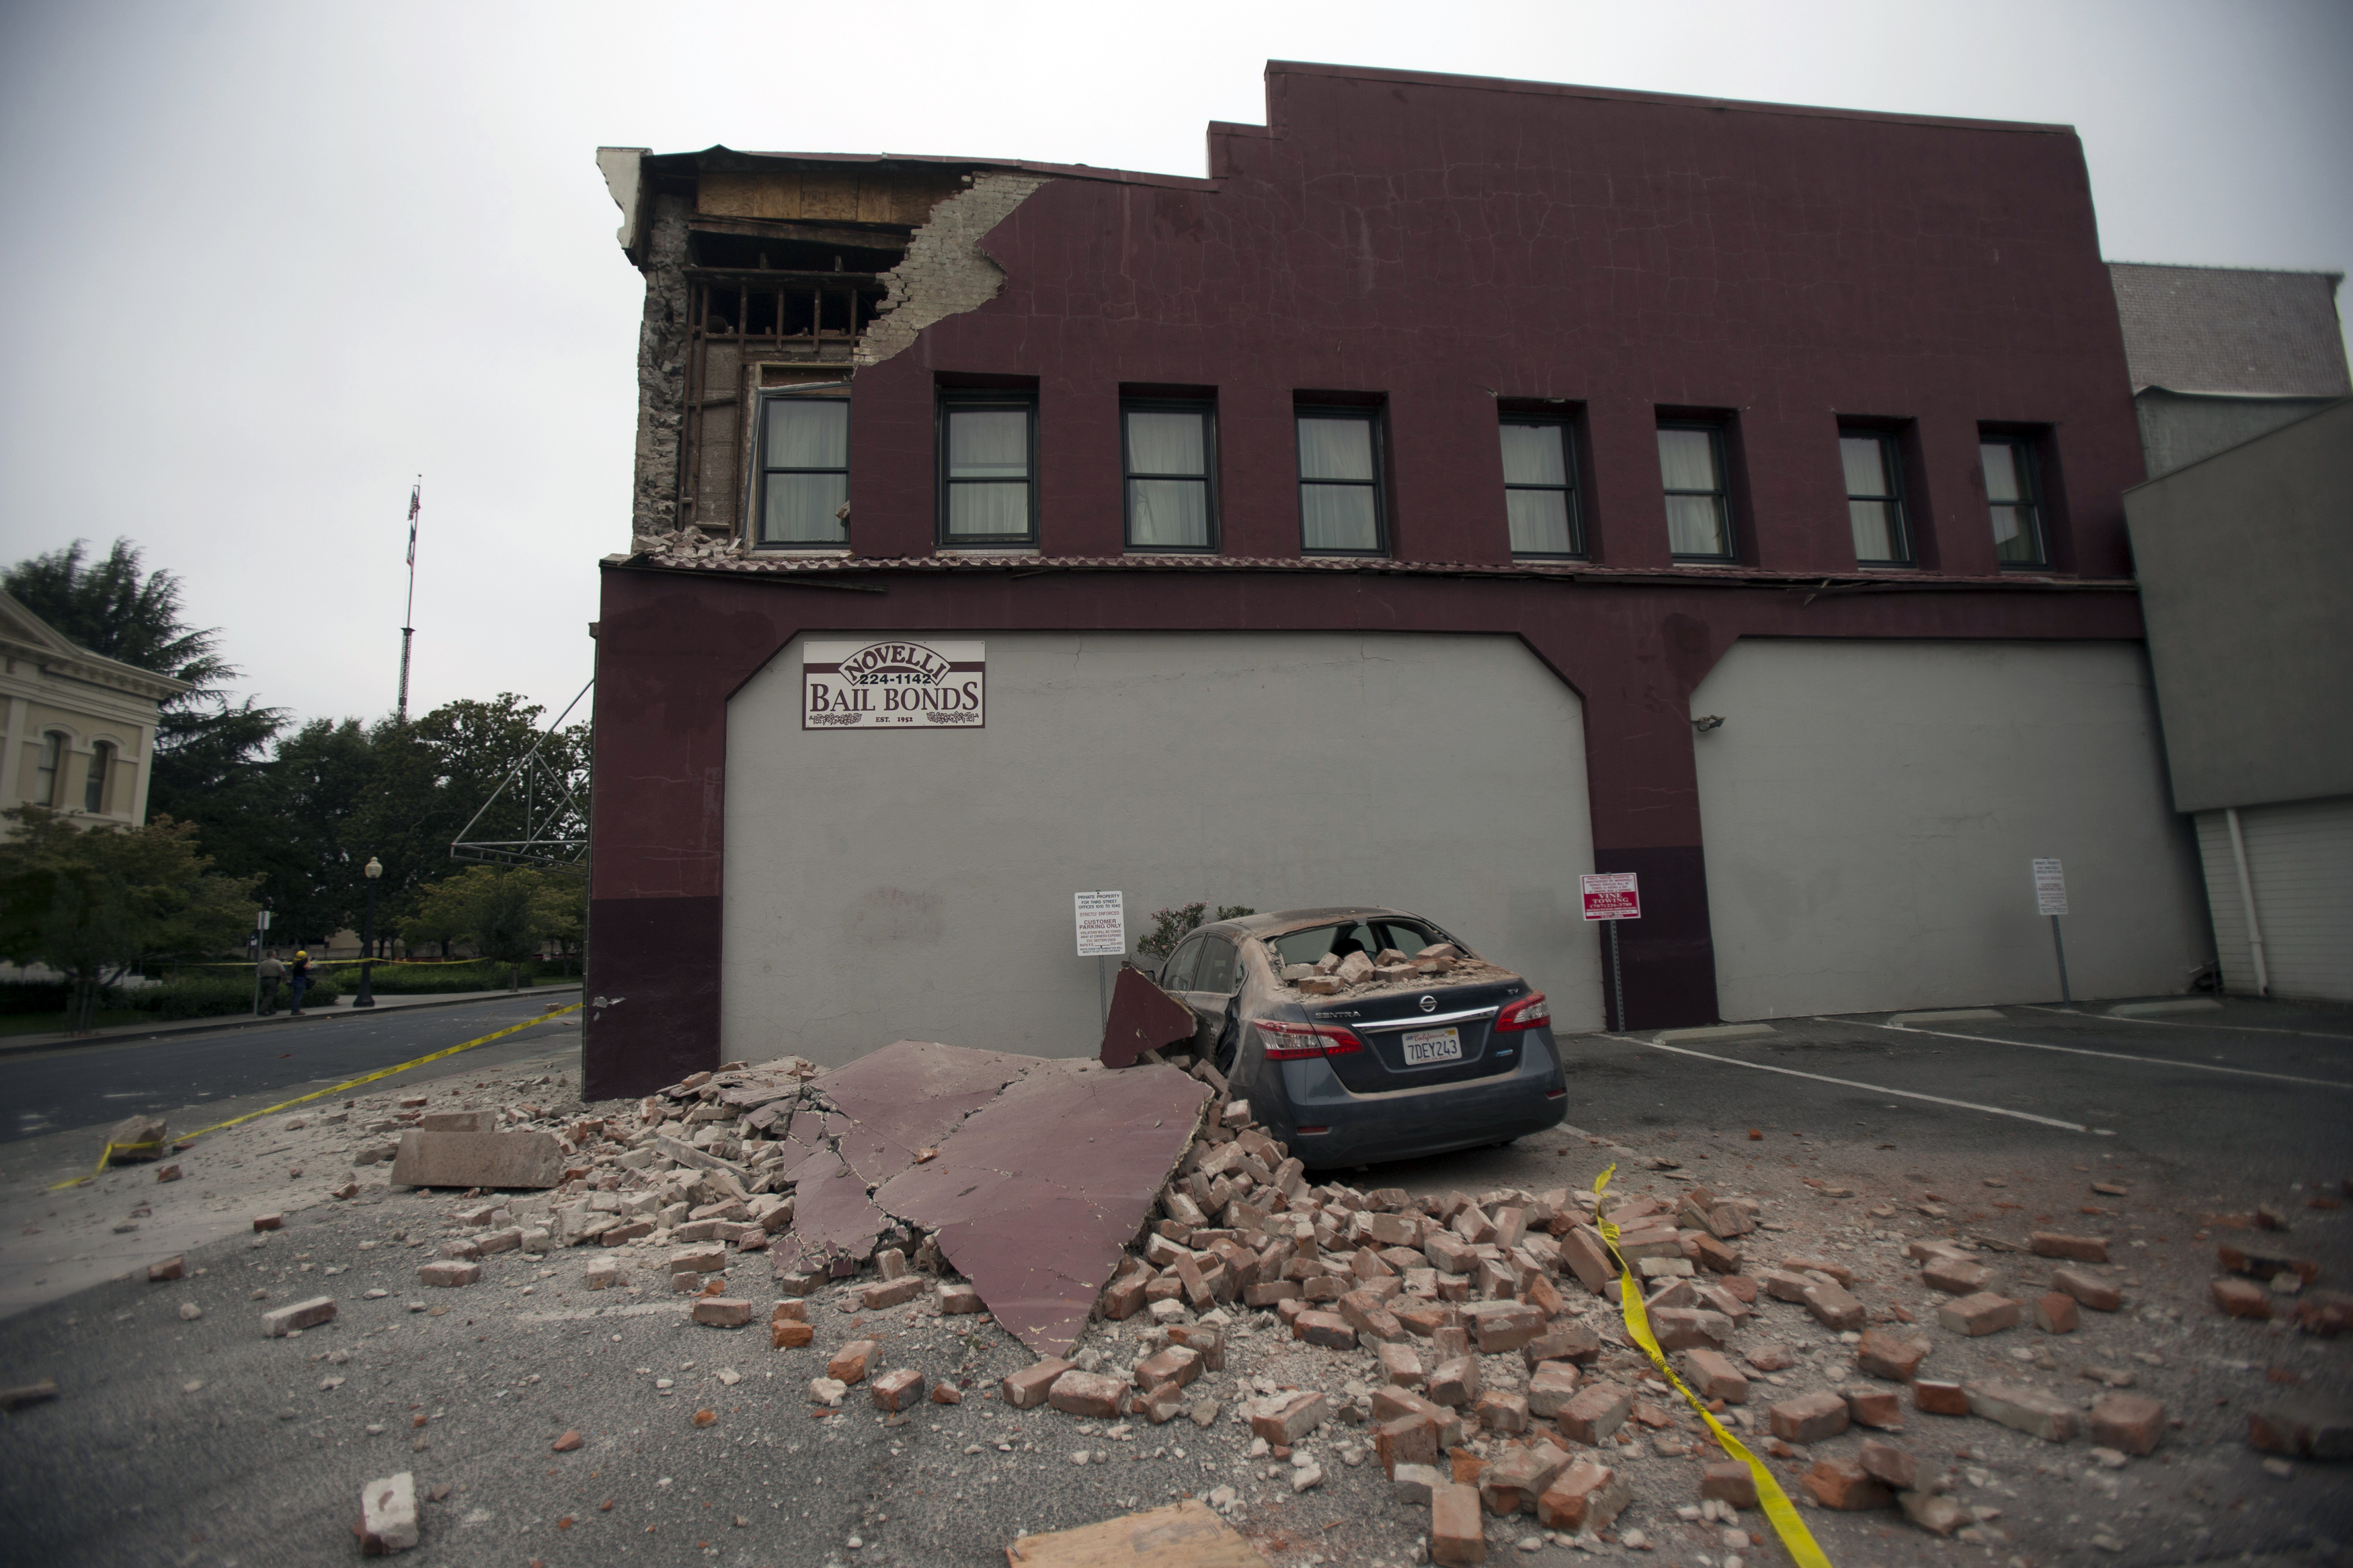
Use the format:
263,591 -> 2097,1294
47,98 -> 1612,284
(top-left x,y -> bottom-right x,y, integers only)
1,590 -> 187,831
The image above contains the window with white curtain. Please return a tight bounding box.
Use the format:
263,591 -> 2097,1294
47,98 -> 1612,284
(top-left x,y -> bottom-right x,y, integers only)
1839,429 -> 1911,565
1123,405 -> 1215,550
1981,436 -> 2046,567
1500,418 -> 1581,556
1658,422 -> 1733,559
83,741 -> 113,813
940,397 -> 1037,544
34,733 -> 63,807
756,391 -> 850,546
1296,409 -> 1384,554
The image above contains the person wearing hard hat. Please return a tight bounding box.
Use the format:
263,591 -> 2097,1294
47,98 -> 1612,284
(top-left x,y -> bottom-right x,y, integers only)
288,949 -> 313,1016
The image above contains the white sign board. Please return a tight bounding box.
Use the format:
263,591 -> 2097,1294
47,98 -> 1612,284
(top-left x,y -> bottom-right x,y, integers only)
1580,872 -> 1642,921
2032,858 -> 2068,917
1075,891 -> 1125,957
803,639 -> 985,730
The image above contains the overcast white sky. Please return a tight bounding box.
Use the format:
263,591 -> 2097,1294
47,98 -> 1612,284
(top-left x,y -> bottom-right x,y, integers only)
1,0 -> 2346,735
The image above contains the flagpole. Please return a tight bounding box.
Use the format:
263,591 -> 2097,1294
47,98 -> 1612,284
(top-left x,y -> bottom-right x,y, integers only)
397,479 -> 420,726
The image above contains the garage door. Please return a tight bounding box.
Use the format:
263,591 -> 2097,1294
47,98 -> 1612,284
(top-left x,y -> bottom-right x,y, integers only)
725,632 -> 1599,1065
1691,640 -> 2209,1020
2196,796 -> 2353,1001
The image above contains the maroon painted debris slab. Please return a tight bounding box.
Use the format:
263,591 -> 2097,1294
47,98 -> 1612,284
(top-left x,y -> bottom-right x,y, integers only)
1099,965 -> 1200,1069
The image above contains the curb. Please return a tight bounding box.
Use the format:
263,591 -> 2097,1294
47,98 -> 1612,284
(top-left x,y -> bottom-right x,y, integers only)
0,985 -> 584,1059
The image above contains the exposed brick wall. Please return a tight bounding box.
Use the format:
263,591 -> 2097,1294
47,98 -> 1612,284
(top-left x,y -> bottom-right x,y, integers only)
855,173 -> 1049,369
629,192 -> 692,548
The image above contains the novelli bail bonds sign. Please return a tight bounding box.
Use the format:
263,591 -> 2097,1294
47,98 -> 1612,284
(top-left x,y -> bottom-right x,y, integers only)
802,639 -> 986,729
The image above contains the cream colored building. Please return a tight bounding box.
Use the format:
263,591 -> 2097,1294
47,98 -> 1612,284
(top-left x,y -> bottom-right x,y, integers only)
1,590 -> 187,831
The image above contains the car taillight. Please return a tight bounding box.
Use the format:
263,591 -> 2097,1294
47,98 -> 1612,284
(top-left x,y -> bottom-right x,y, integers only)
1254,1019 -> 1365,1059
1494,992 -> 1550,1032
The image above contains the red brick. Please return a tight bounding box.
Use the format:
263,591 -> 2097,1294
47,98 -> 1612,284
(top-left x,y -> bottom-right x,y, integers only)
417,1261 -> 479,1288
2034,1291 -> 2080,1334
828,1340 -> 878,1384
1713,1273 -> 1761,1303
1756,1269 -> 1813,1303
1856,1436 -> 1917,1491
1101,1275 -> 1148,1319
1431,1481 -> 1486,1564
1841,1386 -> 1903,1428
1682,1348 -> 1748,1404
260,1296 -> 336,1335
2089,1393 -> 2165,1456
1937,1291 -> 2020,1335
1339,1290 -> 1406,1344
2219,1243 -> 2319,1283
1557,1227 -> 1616,1294
1698,1460 -> 1757,1508
1556,1383 -> 1634,1445
1478,1442 -> 1566,1515
2213,1278 -> 2274,1319
1001,1357 -> 1073,1409
1244,1280 -> 1300,1308
769,1300 -> 807,1324
1249,1390 -> 1331,1444
2050,1267 -> 2122,1311
1803,1281 -> 1868,1331
1922,1257 -> 1995,1294
691,1296 -> 752,1327
1768,1391 -> 1849,1444
869,1368 -> 926,1411
770,1320 -> 813,1349
2247,1398 -> 2353,1459
1293,1309 -> 1357,1350
1375,1413 -> 1439,1477
1535,1460 -> 1630,1533
1690,1233 -> 1740,1274
1802,1458 -> 1893,1510
1913,1380 -> 1970,1415
252,1214 -> 282,1232
1134,1346 -> 1202,1393
1467,1301 -> 1546,1353
2030,1232 -> 2108,1263
1521,1322 -> 1601,1367
930,1382 -> 963,1405
1427,1356 -> 1483,1409
1650,1307 -> 1733,1349
551,1429 -> 583,1452
1478,1391 -> 1531,1436
1853,1327 -> 1927,1381
1047,1369 -> 1126,1418
1525,1364 -> 1581,1417
2295,1290 -> 2353,1337
147,1257 -> 184,1283
1964,1380 -> 2079,1441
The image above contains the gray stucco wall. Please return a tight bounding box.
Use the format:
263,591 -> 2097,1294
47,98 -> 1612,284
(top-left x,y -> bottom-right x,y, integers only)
2124,399 -> 2353,814
723,632 -> 1601,1066
2134,390 -> 2342,479
1691,639 -> 2210,1019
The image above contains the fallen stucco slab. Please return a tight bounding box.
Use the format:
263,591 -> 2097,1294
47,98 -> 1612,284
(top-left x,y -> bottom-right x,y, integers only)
389,1130 -> 565,1190
874,1059 -> 1210,1357
1004,1497 -> 1269,1566
1099,965 -> 1199,1069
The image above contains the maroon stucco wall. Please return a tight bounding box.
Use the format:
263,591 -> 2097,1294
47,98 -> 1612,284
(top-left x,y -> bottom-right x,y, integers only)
585,65 -> 2149,1098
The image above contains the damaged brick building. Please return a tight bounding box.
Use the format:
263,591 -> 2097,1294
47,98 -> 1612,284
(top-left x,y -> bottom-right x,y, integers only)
584,63 -> 2209,1098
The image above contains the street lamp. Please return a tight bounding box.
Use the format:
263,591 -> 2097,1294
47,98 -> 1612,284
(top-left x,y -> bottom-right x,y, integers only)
355,856 -> 384,1009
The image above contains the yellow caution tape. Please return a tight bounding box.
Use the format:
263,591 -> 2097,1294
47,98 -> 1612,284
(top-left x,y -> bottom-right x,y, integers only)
48,1003 -> 583,1191
1594,1162 -> 1833,1568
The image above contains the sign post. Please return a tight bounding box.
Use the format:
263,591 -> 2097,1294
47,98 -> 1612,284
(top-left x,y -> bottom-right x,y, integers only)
2032,858 -> 2071,1005
250,909 -> 272,1016
1580,872 -> 1642,1033
1074,891 -> 1125,1027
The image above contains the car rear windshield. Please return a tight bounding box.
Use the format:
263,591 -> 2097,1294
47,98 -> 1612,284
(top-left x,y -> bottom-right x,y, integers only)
1266,917 -> 1458,968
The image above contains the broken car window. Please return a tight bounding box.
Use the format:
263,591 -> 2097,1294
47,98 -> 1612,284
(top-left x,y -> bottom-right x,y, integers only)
1193,936 -> 1238,995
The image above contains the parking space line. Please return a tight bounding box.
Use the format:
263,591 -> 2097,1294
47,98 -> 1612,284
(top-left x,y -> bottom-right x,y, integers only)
2017,1003 -> 2353,1044
1636,1039 -> 2108,1133
1841,1016 -> 2353,1089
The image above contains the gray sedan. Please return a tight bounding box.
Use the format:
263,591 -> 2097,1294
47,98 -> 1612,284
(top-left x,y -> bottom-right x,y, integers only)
1149,906 -> 1566,1169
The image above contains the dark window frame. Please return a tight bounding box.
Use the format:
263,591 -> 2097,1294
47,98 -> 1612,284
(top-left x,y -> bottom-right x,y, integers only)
1120,399 -> 1219,552
83,739 -> 113,813
34,731 -> 64,807
751,383 -> 852,550
1294,403 -> 1389,557
1499,414 -> 1585,559
1658,419 -> 1735,562
1980,433 -> 2048,569
936,391 -> 1039,548
1838,425 -> 1913,567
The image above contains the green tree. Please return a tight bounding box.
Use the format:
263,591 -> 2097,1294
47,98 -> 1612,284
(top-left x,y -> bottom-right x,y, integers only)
2,539 -> 284,820
401,866 -> 582,969
0,807 -> 260,1033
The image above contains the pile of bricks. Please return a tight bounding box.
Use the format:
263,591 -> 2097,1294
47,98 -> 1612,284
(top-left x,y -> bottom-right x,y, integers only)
1282,942 -> 1500,997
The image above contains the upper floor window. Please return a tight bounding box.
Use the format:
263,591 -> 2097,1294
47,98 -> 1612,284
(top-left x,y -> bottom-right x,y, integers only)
84,741 -> 113,813
34,732 -> 63,807
1840,429 -> 1911,565
1123,404 -> 1215,551
1296,408 -> 1385,554
1981,436 -> 2046,567
756,390 -> 850,547
1500,418 -> 1583,556
940,396 -> 1037,546
1659,422 -> 1733,560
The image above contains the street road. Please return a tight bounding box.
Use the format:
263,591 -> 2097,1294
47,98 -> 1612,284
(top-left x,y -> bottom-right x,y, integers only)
0,997 -> 584,1147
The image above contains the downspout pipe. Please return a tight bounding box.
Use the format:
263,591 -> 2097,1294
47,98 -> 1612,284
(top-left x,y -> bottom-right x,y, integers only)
2224,807 -> 2270,997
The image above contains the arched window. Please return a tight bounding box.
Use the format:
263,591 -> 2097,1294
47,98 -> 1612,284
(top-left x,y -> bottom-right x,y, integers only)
35,733 -> 65,806
85,741 -> 114,813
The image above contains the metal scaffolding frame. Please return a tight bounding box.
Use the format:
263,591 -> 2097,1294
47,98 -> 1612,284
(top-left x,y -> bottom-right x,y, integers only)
449,678 -> 592,872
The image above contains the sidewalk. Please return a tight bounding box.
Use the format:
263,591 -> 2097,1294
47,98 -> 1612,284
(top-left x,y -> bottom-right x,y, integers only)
0,982 -> 583,1058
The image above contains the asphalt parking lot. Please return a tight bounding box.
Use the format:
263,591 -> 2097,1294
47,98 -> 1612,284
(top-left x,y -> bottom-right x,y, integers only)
0,996 -> 2344,1568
